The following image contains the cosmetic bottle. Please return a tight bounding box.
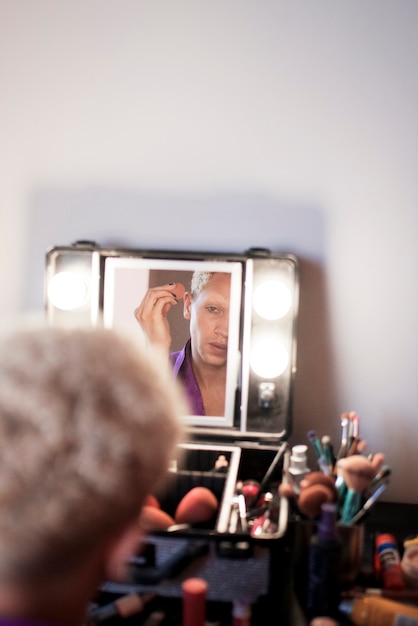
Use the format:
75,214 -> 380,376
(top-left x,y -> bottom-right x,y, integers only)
181,577 -> 207,626
375,533 -> 405,590
232,597 -> 252,626
339,595 -> 418,625
289,444 -> 310,491
306,502 -> 342,620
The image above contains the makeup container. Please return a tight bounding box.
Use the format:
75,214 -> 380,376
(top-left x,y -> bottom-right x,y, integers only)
232,597 -> 252,626
47,244 -> 300,624
375,534 -> 405,590
339,595 -> 418,626
306,503 -> 342,620
292,517 -> 364,617
182,577 -> 208,626
289,444 -> 310,491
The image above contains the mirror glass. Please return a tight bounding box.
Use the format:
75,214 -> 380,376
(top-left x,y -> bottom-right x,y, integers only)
103,257 -> 243,428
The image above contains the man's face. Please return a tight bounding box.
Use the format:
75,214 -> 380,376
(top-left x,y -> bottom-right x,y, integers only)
184,273 -> 231,369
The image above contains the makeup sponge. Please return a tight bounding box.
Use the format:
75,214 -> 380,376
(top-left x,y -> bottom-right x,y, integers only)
300,472 -> 338,501
139,505 -> 175,532
170,283 -> 185,300
175,487 -> 219,525
296,471 -> 338,518
298,483 -> 336,519
144,494 -> 160,509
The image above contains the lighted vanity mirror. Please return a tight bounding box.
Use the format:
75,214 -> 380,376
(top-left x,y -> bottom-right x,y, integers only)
45,243 -> 299,441
103,256 -> 242,429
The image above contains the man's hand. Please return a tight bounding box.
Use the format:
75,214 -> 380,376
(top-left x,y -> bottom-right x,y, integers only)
134,283 -> 185,355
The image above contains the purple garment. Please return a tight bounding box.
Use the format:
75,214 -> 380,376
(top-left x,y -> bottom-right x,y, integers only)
170,339 -> 205,416
0,615 -> 63,626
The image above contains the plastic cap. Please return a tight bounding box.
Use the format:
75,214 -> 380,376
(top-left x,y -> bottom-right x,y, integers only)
232,597 -> 251,618
290,444 -> 309,471
318,502 -> 338,543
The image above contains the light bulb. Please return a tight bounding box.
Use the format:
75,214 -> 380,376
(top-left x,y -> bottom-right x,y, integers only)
250,338 -> 289,378
252,280 -> 291,320
47,272 -> 88,311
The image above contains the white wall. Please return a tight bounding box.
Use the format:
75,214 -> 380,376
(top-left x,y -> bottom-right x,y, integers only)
1,0 -> 417,503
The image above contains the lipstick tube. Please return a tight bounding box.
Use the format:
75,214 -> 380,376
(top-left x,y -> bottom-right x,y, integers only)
182,577 -> 208,626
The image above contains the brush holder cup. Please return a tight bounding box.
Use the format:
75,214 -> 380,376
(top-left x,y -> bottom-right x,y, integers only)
290,519 -> 365,613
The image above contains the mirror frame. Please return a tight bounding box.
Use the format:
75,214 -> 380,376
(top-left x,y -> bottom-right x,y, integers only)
45,242 -> 299,442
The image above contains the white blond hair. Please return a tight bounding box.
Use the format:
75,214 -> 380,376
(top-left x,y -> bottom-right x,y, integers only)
190,270 -> 231,298
0,325 -> 186,582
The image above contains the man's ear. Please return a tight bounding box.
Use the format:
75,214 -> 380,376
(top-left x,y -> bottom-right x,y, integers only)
183,292 -> 192,320
104,521 -> 142,582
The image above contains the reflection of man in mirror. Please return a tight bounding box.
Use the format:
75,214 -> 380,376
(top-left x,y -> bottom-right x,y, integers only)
134,271 -> 231,417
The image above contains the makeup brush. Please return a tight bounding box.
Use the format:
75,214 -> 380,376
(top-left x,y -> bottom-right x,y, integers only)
346,481 -> 389,525
321,435 -> 336,474
337,453 -> 385,524
307,430 -> 324,461
336,413 -> 350,460
88,593 -> 155,623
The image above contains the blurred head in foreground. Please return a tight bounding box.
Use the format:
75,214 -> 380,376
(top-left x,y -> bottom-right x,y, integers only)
0,324 -> 187,625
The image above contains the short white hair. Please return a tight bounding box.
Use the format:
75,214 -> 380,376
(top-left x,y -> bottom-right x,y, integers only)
190,270 -> 231,298
0,325 -> 186,582
190,271 -> 214,297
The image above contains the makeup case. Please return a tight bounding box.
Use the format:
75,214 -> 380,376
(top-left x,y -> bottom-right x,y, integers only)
45,243 -> 300,623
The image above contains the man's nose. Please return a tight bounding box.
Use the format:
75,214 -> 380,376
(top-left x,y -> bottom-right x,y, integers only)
215,318 -> 228,337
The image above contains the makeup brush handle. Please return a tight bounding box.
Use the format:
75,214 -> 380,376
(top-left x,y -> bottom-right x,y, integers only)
340,489 -> 362,525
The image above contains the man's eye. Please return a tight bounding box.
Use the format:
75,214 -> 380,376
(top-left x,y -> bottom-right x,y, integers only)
207,306 -> 219,314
